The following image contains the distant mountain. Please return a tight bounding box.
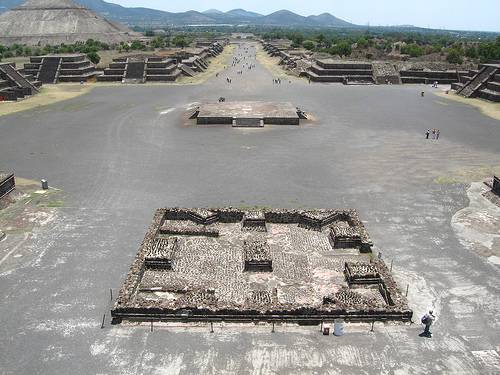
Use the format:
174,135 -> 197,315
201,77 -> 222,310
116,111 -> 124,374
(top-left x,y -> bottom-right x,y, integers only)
307,13 -> 352,27
226,9 -> 263,18
261,10 -> 316,26
0,0 -> 355,27
202,9 -> 225,15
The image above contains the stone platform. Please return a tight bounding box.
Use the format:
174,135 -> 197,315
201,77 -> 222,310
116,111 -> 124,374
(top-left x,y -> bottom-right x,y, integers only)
195,101 -> 302,126
111,207 -> 412,324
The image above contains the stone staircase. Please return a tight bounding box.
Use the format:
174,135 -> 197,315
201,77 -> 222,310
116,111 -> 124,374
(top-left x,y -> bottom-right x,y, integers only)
456,65 -> 498,98
0,63 -> 40,101
37,57 -> 62,84
124,60 -> 146,83
478,72 -> 500,102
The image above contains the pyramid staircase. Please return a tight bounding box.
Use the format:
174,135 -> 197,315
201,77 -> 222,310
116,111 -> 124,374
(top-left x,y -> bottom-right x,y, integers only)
0,63 -> 40,101
456,64 -> 499,99
24,54 -> 98,83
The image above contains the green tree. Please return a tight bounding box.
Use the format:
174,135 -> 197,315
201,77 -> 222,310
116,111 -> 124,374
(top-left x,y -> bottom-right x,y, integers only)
331,41 -> 352,57
401,43 -> 424,57
87,51 -> 101,64
446,49 -> 463,64
302,40 -> 315,51
356,37 -> 368,49
465,46 -> 478,58
172,35 -> 189,48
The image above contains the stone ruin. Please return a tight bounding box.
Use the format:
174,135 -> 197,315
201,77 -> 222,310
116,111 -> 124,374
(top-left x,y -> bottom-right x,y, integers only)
191,101 -> 306,127
97,42 -> 225,83
453,64 -> 500,102
111,207 -> 412,324
0,63 -> 40,101
23,54 -> 98,84
0,171 -> 15,199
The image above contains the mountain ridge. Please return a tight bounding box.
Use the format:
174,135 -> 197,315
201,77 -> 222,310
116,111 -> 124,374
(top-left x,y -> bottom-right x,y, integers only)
0,0 -> 355,27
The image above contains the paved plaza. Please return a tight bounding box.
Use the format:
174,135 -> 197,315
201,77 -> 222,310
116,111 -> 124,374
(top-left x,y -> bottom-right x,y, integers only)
0,42 -> 499,374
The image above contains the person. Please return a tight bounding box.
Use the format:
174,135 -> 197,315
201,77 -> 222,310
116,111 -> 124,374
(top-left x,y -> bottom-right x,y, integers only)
436,129 -> 440,140
431,129 -> 436,139
425,129 -> 430,139
420,310 -> 435,337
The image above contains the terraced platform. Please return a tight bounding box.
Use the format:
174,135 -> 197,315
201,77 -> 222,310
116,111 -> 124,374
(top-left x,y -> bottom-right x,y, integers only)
111,208 -> 412,324
194,101 -> 303,126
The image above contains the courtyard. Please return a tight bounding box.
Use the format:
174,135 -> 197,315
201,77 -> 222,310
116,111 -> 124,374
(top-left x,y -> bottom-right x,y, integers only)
0,42 -> 499,374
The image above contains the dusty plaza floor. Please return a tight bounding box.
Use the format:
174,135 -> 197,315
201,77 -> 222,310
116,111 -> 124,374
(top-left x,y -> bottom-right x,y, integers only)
0,42 -> 500,374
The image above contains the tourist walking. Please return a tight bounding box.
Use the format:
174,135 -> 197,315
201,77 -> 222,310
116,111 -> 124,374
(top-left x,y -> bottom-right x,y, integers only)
420,310 -> 436,337
436,129 -> 440,140
425,129 -> 430,139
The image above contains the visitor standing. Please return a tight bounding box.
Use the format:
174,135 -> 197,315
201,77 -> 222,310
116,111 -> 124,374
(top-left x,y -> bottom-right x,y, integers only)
436,129 -> 440,140
425,129 -> 430,139
420,310 -> 436,337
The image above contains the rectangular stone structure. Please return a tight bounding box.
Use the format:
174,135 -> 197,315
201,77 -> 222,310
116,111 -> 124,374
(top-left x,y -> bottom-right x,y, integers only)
111,207 -> 412,324
329,223 -> 362,249
144,237 -> 178,269
242,210 -> 267,232
344,262 -> 381,285
244,239 -> 272,272
196,101 -> 300,125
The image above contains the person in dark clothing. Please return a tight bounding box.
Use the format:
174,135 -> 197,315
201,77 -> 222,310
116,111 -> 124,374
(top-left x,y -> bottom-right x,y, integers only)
420,310 -> 435,337
426,130 -> 430,139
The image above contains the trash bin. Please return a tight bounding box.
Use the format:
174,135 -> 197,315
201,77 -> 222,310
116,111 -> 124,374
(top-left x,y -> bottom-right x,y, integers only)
41,179 -> 48,190
333,319 -> 344,336
322,323 -> 331,336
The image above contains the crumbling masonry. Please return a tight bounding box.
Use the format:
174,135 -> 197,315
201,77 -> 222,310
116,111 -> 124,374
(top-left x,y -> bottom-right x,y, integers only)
111,207 -> 412,324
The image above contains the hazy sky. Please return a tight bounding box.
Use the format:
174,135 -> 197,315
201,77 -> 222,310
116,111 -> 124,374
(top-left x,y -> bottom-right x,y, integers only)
109,0 -> 500,32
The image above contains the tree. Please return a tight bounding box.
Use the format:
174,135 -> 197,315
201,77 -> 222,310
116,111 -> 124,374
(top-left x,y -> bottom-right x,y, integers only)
401,43 -> 424,57
465,46 -> 478,59
356,37 -> 368,49
331,41 -> 352,57
87,51 -> 101,64
302,40 -> 315,51
172,35 -> 189,48
446,49 -> 463,64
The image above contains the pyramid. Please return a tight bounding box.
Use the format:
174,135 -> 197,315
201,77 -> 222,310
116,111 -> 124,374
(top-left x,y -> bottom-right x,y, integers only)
0,0 -> 137,46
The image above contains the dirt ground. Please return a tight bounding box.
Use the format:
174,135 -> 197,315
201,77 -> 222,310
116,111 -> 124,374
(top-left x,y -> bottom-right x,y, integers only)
255,44 -> 300,81
176,44 -> 237,85
0,84 -> 94,117
435,91 -> 500,121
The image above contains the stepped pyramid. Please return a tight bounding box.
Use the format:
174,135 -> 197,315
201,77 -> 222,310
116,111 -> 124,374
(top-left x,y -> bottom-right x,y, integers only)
0,0 -> 137,46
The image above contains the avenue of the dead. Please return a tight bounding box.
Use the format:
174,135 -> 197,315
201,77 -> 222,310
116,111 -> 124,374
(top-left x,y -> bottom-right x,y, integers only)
0,41 -> 499,374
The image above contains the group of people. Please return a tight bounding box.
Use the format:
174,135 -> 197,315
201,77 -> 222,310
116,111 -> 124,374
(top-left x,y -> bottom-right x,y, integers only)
273,78 -> 282,84
425,128 -> 441,140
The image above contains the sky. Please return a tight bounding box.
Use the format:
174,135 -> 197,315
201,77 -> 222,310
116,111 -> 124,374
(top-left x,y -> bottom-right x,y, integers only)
109,0 -> 500,32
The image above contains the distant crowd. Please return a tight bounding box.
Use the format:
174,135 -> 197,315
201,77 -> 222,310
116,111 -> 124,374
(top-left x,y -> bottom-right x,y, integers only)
425,129 -> 440,140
